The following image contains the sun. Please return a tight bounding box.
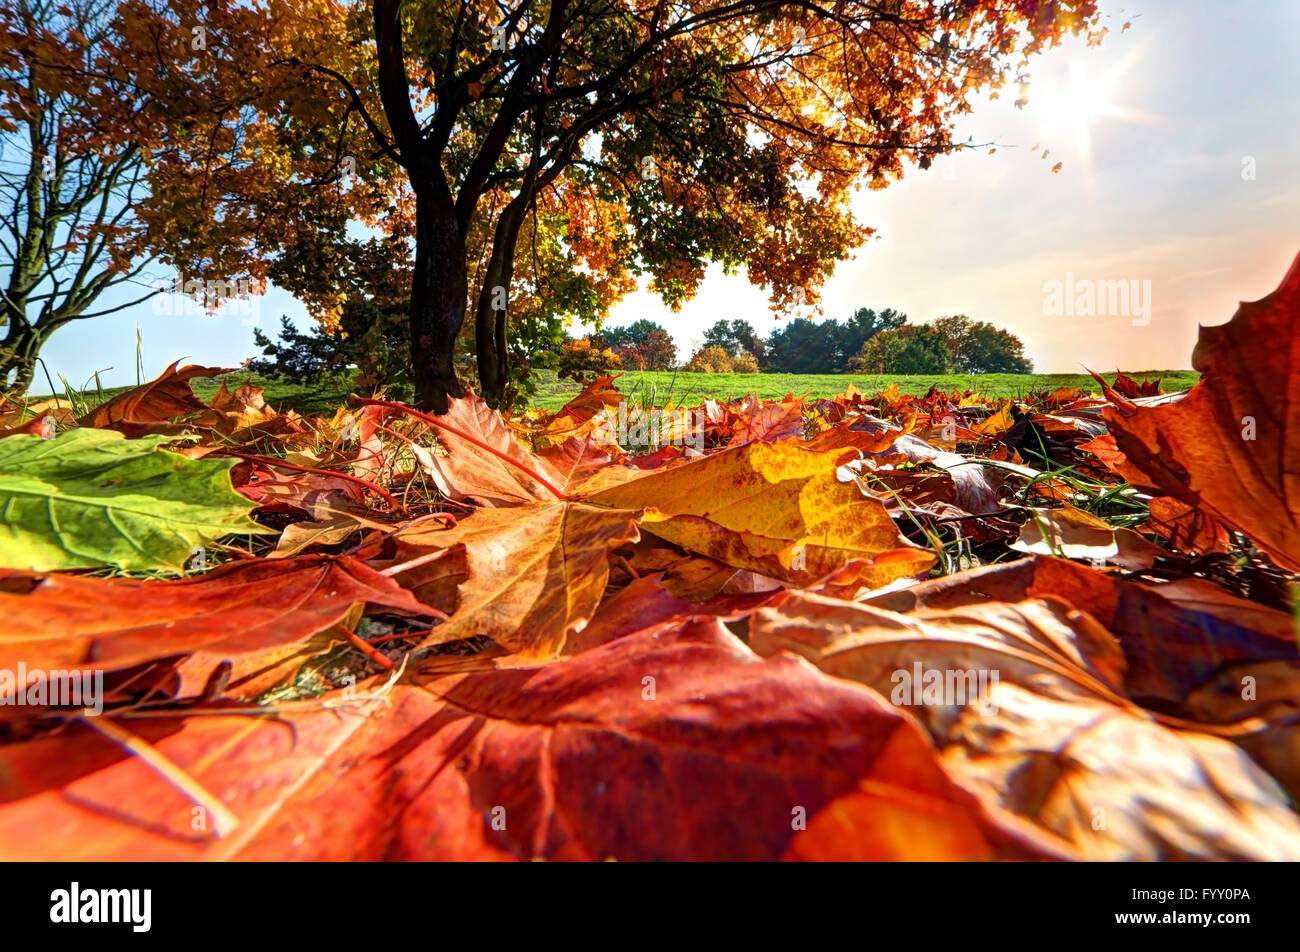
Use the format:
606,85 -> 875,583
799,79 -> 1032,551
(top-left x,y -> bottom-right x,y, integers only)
1036,54 -> 1144,162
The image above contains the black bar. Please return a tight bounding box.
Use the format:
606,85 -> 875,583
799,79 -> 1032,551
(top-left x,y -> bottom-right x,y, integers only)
2,861 -> 1283,940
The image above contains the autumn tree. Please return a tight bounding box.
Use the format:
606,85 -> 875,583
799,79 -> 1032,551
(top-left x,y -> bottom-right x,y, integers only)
617,329 -> 676,370
0,0 -> 159,392
597,318 -> 675,369
598,318 -> 659,350
92,0 -> 1102,410
250,229 -> 418,392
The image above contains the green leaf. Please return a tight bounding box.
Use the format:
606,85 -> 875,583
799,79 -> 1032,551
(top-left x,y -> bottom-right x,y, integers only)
0,428 -> 271,573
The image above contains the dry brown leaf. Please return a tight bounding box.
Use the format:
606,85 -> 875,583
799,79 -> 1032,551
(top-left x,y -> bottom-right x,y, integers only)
384,502 -> 641,658
0,621 -> 1064,860
1011,505 -> 1118,560
588,439 -> 935,589
80,362 -> 227,431
749,590 -> 1300,859
1101,251 -> 1300,570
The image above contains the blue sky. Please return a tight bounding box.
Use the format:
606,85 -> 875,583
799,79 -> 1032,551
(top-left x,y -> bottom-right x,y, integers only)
36,0 -> 1300,388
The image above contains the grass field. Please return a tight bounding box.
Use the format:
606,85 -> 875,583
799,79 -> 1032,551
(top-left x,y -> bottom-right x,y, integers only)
527,369 -> 1199,410
30,368 -> 1200,416
31,373 -> 355,419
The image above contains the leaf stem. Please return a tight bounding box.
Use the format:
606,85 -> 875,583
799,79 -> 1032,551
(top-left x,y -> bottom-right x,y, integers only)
339,626 -> 395,671
80,713 -> 240,837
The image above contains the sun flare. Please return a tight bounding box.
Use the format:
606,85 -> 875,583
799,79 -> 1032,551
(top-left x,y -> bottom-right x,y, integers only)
1037,55 -> 1144,161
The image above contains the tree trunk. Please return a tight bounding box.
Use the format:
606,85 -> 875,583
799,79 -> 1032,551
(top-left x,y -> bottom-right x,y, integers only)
409,190 -> 467,413
473,194 -> 530,405
0,320 -> 44,395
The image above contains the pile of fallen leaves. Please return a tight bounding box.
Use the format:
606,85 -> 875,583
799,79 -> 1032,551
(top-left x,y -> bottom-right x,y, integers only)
1,255 -> 1298,861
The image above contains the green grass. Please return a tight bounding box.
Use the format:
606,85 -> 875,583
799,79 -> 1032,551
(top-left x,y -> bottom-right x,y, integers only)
527,369 -> 1200,411
26,372 -> 356,419
27,368 -> 1198,417
188,374 -> 355,417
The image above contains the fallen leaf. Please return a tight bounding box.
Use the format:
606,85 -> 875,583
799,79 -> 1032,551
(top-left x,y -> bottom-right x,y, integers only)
1101,251 -> 1300,571
1011,505 -> 1118,560
725,393 -> 806,446
865,556 -> 1300,707
80,362 -> 228,431
564,572 -> 776,654
536,435 -> 622,492
588,439 -> 935,588
536,375 -> 623,443
0,428 -> 268,572
0,554 -> 437,673
1184,659 -> 1300,802
1145,495 -> 1231,555
0,621 -> 1067,860
270,515 -> 371,557
382,501 -> 641,658
406,391 -> 565,507
749,590 -> 1300,859
840,432 -> 1007,515
231,461 -> 364,510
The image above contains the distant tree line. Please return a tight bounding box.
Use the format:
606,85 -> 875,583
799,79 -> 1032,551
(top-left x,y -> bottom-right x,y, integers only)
249,306 -> 1032,392
565,309 -> 1032,376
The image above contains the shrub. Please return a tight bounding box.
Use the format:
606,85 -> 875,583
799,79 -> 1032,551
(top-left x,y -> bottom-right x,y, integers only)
555,338 -> 622,383
685,344 -> 734,373
732,351 -> 760,374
